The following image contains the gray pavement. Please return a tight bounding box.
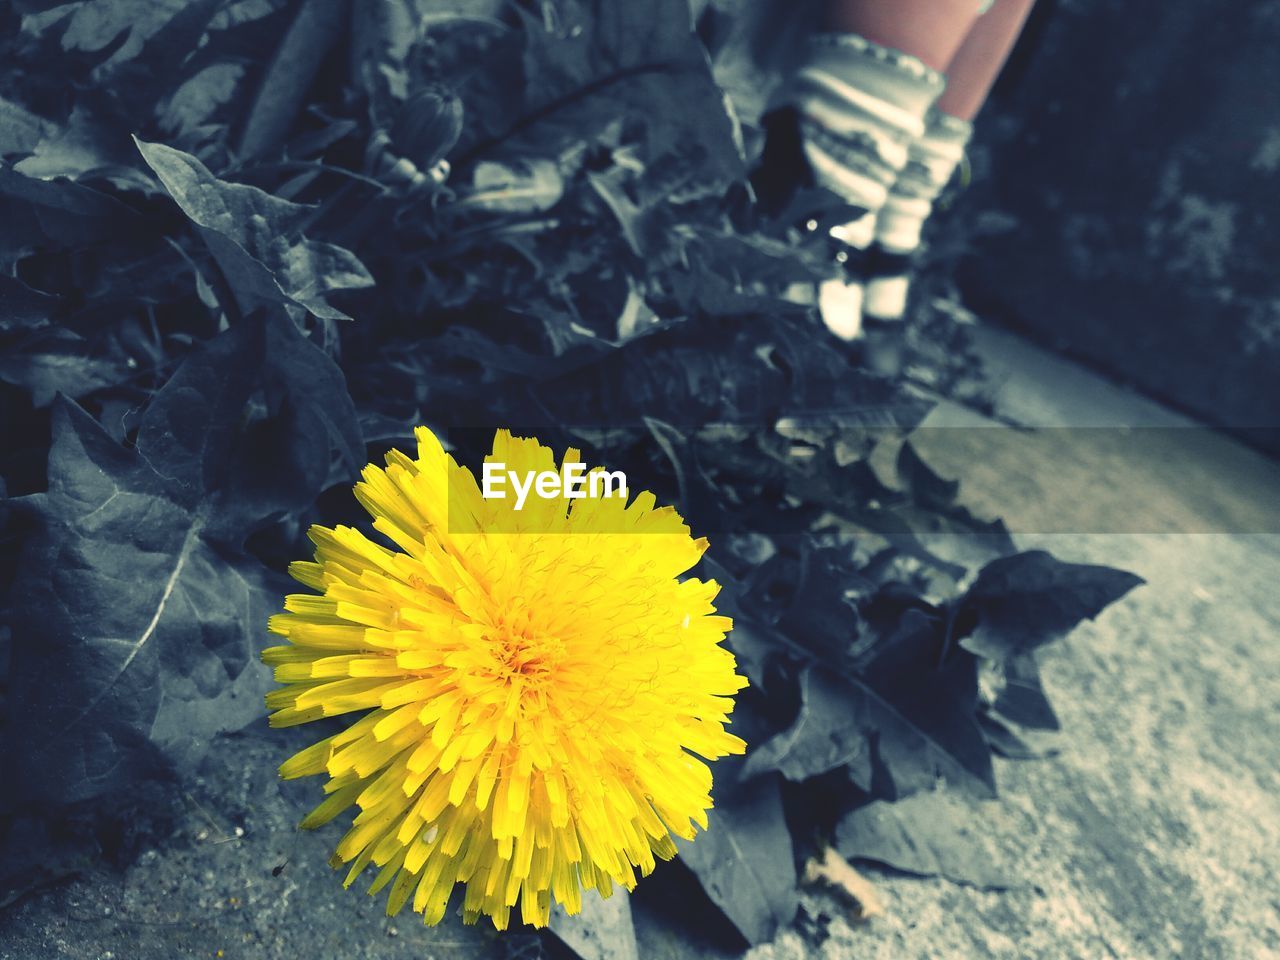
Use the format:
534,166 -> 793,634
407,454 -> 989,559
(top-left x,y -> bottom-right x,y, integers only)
746,324 -> 1280,960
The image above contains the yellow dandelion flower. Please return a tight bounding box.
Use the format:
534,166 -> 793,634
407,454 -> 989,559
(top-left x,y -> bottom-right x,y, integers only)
264,427 -> 747,930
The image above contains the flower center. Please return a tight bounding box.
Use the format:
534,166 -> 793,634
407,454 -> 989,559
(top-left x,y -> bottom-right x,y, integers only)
490,620 -> 564,686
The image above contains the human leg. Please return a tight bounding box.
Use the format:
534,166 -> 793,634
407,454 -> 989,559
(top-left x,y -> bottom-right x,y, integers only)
754,0 -> 983,340
822,0 -> 983,73
865,0 -> 1038,322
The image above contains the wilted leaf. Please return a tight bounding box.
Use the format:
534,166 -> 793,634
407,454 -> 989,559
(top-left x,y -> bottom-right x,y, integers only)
958,550 -> 1145,661
977,712 -> 1057,760
677,774 -> 797,945
135,138 -> 373,320
835,790 -> 1020,890
549,889 -> 639,960
741,666 -> 872,785
803,846 -> 884,921
771,545 -> 868,662
851,603 -> 996,799
991,652 -> 1060,731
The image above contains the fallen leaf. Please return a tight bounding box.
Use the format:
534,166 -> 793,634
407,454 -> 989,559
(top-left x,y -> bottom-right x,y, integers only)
677,774 -> 798,945
803,847 -> 885,921
991,652 -> 1060,731
835,790 -> 1021,890
741,666 -> 873,785
549,888 -> 640,960
958,550 -> 1145,661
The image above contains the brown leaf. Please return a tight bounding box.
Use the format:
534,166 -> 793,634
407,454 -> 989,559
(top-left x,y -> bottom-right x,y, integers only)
803,847 -> 885,922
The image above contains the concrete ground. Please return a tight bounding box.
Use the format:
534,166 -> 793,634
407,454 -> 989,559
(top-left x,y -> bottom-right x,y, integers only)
746,325 -> 1280,960
2,323 -> 1278,959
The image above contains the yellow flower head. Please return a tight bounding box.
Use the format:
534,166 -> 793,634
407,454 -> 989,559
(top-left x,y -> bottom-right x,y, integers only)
264,428 -> 747,929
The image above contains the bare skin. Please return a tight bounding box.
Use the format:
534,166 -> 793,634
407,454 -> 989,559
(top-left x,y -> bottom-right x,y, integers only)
823,0 -> 1038,118
938,0 -> 1039,120
822,0 -> 982,73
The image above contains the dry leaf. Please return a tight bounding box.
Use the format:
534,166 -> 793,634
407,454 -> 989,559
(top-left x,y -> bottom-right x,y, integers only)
803,847 -> 885,921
